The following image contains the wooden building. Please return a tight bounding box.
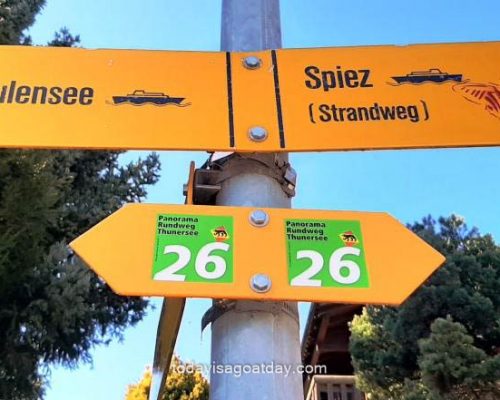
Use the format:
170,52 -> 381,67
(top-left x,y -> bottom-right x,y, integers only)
301,303 -> 365,400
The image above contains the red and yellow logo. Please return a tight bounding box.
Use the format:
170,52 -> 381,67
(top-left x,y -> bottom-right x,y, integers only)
211,226 -> 230,242
340,231 -> 358,247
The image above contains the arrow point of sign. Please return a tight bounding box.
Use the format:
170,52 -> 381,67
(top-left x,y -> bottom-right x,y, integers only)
69,204 -> 448,305
69,205 -> 140,295
377,213 -> 446,305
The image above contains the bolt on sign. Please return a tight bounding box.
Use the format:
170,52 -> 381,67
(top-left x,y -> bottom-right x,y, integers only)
70,204 -> 445,305
0,41 -> 499,152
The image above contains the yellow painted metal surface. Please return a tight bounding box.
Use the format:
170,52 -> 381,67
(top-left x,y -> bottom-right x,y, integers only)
231,51 -> 283,150
275,41 -> 500,151
0,46 -> 230,150
70,204 -> 445,305
0,42 -> 498,152
150,298 -> 185,400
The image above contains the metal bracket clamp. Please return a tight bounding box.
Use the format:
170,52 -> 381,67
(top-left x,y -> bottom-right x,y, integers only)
201,300 -> 236,332
192,153 -> 297,203
201,299 -> 299,332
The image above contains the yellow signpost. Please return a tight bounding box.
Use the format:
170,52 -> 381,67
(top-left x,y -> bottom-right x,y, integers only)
0,41 -> 498,152
70,203 -> 444,305
150,298 -> 185,400
272,41 -> 500,152
0,46 -> 231,150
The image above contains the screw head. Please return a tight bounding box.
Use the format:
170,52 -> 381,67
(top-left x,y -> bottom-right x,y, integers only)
243,56 -> 262,70
249,209 -> 269,227
248,126 -> 268,142
250,274 -> 272,293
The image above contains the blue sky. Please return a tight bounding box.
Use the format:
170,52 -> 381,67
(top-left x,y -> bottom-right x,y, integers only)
24,1 -> 500,399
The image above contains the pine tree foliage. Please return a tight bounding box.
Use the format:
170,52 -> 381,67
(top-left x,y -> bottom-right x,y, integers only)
47,26 -> 79,47
419,317 -> 500,399
350,215 -> 500,399
0,150 -> 161,399
125,356 -> 209,400
0,0 -> 45,44
0,2 -> 162,398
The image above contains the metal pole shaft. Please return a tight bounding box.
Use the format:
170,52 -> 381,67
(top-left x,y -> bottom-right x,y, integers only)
210,1 -> 303,399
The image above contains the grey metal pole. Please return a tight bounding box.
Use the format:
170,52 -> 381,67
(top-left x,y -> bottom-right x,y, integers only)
209,1 -> 303,399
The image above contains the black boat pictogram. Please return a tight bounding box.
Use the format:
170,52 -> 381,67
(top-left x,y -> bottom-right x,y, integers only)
391,69 -> 463,85
111,90 -> 188,106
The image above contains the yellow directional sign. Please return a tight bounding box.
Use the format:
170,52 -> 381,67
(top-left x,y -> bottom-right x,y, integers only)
0,42 -> 498,152
270,41 -> 500,152
70,204 -> 445,305
0,46 -> 230,150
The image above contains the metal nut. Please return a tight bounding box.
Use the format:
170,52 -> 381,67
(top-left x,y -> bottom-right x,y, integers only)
248,126 -> 268,142
249,210 -> 269,227
243,56 -> 262,70
250,274 -> 272,293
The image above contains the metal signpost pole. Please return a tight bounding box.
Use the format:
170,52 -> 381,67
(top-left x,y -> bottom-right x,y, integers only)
209,1 -> 303,399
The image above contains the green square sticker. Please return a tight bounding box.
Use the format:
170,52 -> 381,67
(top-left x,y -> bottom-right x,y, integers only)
286,219 -> 369,288
152,214 -> 233,283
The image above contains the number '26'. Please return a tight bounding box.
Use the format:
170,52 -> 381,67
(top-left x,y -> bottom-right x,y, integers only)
154,242 -> 229,281
291,247 -> 361,287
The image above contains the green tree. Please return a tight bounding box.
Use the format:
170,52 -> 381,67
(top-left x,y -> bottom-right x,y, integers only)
419,317 -> 500,399
0,2 -> 161,398
0,0 -> 45,44
126,356 -> 209,400
350,215 -> 500,399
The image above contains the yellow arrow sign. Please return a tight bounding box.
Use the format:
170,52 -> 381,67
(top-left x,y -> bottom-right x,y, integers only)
0,41 -> 498,152
271,41 -> 500,152
70,204 -> 445,305
0,46 -> 230,151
